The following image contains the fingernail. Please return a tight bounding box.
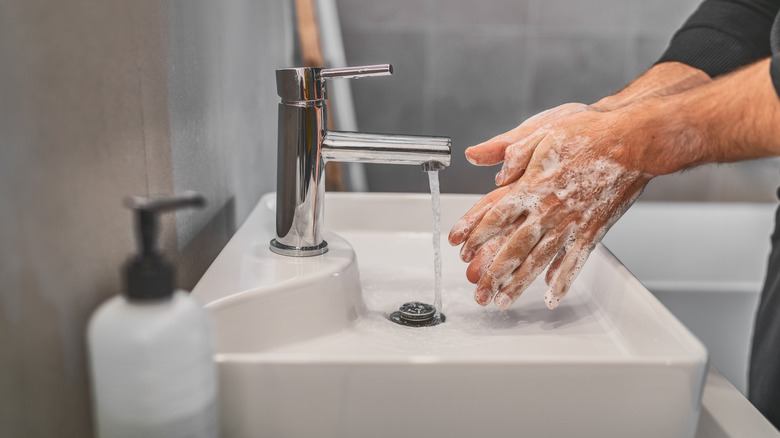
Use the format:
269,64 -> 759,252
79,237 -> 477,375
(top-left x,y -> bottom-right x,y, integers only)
474,288 -> 490,306
465,149 -> 478,165
475,283 -> 494,306
495,169 -> 504,185
450,228 -> 467,245
543,288 -> 561,310
494,293 -> 512,310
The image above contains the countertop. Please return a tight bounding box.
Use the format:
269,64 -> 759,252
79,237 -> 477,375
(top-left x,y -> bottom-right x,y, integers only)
698,365 -> 779,437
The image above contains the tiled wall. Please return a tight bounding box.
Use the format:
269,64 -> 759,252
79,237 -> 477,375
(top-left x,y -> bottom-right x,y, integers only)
0,1 -> 289,436
337,0 -> 780,202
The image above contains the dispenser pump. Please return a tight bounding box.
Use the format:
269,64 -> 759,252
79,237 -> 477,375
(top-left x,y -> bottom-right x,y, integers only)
124,192 -> 205,300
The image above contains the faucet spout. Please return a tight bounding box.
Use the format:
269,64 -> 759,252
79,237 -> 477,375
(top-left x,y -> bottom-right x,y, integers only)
322,131 -> 451,168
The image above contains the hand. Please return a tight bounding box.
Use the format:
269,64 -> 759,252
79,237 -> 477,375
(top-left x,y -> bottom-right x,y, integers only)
450,62 -> 713,310
465,103 -> 601,187
450,109 -> 654,310
463,64 -> 709,190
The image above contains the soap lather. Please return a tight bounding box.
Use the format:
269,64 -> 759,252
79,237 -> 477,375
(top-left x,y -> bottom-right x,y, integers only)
87,192 -> 219,438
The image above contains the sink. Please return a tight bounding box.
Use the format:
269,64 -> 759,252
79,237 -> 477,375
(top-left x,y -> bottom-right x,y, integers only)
192,192 -> 707,438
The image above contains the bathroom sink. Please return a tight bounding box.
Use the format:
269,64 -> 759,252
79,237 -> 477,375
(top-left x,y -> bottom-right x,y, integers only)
192,193 -> 707,438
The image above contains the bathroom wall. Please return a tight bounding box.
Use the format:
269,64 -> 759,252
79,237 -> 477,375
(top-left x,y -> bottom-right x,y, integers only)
0,1 -> 290,437
337,0 -> 780,202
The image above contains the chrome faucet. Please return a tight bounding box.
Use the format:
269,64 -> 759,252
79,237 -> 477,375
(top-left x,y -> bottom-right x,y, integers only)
270,64 -> 452,257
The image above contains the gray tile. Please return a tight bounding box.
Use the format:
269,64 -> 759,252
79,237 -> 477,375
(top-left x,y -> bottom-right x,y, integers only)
439,159 -> 507,194
222,0 -> 286,222
710,160 -> 780,203
430,32 -> 528,147
424,30 -> 530,194
637,160 -> 780,203
364,159 -> 502,195
432,0 -> 529,27
341,28 -> 428,135
534,0 -> 632,33
365,163 -> 431,193
530,35 -> 627,111
628,35 -> 670,79
637,0 -> 701,37
336,0 -> 432,32
341,27 -> 431,192
639,167 -> 718,202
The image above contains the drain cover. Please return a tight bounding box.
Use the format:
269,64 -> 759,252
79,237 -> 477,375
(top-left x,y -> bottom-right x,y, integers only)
389,301 -> 445,327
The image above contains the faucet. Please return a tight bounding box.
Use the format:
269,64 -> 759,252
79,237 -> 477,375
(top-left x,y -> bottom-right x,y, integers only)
270,64 -> 452,257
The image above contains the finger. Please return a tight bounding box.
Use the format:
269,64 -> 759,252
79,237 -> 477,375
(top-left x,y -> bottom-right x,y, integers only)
546,231 -> 577,285
495,131 -> 547,186
545,248 -> 565,285
466,234 -> 509,284
464,199 -> 540,288
449,185 -> 512,246
543,242 -> 594,309
466,103 -> 591,167
464,185 -> 563,265
472,197 -> 561,306
466,122 -> 545,167
464,134 -> 513,166
473,218 -> 543,306
460,195 -> 529,264
493,225 -> 572,310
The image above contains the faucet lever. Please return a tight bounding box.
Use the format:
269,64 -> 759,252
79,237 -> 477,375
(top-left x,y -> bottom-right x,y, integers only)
320,64 -> 392,80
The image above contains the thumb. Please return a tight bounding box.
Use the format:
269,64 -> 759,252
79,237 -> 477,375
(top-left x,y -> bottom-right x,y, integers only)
464,135 -> 512,166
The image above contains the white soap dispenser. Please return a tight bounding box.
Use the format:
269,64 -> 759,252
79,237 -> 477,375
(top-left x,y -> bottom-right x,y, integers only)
87,192 -> 218,438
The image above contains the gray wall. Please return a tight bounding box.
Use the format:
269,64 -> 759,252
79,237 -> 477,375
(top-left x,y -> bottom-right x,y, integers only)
338,0 -> 780,202
0,1 -> 289,436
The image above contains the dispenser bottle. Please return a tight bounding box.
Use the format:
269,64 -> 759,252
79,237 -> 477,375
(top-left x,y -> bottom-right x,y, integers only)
87,192 -> 218,438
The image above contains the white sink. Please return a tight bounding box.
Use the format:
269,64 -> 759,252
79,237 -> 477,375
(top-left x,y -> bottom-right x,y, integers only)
193,193 -> 708,438
603,202 -> 774,395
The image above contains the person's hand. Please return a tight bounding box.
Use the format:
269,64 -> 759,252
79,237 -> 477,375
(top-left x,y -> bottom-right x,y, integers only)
449,62 -> 712,310
464,103 -> 602,187
450,109 -> 655,310
463,63 -> 710,191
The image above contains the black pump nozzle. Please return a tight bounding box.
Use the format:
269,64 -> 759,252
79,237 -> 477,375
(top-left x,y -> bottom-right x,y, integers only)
123,192 -> 206,300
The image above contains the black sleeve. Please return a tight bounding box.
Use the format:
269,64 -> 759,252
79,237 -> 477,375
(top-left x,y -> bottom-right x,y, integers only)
774,57 -> 780,92
658,0 -> 780,77
771,14 -> 780,95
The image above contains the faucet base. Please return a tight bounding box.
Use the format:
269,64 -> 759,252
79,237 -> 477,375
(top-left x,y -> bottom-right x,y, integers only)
269,239 -> 328,257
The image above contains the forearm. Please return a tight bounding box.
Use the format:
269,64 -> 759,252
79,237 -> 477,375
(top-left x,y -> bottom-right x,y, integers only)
593,62 -> 711,111
465,62 -> 712,172
627,58 -> 780,175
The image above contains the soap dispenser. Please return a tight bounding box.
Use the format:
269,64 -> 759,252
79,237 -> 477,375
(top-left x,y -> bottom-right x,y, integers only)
87,192 -> 218,438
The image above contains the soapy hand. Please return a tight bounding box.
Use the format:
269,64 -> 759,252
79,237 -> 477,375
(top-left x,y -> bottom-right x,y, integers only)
465,103 -> 603,186
450,109 -> 653,310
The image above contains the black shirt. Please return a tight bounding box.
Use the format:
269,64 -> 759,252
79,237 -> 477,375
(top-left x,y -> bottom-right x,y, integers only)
658,0 -> 780,95
657,1 -> 780,429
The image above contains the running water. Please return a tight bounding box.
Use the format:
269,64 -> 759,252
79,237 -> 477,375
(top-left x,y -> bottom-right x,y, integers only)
427,170 -> 443,317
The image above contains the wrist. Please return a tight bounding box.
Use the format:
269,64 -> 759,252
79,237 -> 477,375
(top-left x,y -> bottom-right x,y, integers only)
591,95 -> 624,112
614,96 -> 705,176
592,62 -> 711,112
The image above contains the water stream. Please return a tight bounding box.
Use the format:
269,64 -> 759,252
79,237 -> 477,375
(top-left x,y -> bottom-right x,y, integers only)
427,170 -> 442,318
387,170 -> 445,327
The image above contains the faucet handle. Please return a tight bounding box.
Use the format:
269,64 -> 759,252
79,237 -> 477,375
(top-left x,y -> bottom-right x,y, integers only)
276,64 -> 393,102
320,64 -> 393,80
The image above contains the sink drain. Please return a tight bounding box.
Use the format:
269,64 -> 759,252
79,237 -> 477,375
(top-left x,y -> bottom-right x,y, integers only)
389,301 -> 445,327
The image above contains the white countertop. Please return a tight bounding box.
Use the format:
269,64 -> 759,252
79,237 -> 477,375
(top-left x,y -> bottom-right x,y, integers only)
698,365 -> 779,437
